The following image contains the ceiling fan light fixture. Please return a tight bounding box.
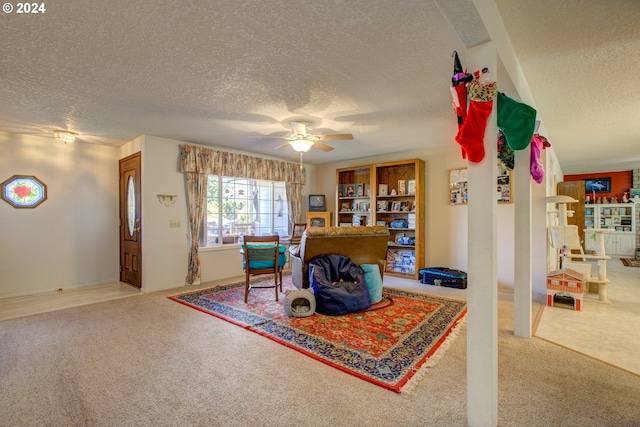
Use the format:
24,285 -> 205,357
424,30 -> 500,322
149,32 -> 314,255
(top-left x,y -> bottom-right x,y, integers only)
290,139 -> 314,152
54,131 -> 76,144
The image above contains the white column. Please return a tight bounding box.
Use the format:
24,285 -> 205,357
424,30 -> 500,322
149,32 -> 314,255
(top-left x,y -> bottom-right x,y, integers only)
466,41 -> 498,427
514,149 -> 532,338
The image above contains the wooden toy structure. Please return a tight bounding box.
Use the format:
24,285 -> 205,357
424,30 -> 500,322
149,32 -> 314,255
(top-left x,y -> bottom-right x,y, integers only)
547,196 -> 612,303
546,268 -> 586,311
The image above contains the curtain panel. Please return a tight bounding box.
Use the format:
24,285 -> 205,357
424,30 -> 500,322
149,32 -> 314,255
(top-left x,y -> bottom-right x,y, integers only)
179,145 -> 306,183
179,144 -> 306,285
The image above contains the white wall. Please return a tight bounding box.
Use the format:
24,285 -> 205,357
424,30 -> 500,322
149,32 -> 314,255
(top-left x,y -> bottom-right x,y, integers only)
0,132 -> 120,298
1,130 -> 551,297
119,135 -> 314,292
317,144 -> 536,288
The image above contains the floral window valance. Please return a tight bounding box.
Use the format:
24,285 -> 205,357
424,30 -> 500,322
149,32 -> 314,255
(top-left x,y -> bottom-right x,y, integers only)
179,145 -> 306,185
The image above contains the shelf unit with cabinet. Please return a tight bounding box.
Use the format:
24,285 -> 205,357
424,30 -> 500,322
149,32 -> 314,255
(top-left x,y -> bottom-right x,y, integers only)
374,159 -> 425,279
584,203 -> 635,257
334,159 -> 425,279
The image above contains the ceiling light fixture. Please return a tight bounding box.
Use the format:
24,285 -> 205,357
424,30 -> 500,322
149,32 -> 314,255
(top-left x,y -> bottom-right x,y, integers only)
289,139 -> 314,153
54,131 -> 76,144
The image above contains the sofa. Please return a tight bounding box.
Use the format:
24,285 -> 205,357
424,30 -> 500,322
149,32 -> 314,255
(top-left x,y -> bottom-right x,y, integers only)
289,225 -> 390,289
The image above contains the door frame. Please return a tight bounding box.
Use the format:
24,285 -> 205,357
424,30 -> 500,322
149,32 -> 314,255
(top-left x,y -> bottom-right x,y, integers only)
119,152 -> 142,288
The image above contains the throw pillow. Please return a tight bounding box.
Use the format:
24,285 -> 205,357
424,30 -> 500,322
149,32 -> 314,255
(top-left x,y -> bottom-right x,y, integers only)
361,263 -> 383,303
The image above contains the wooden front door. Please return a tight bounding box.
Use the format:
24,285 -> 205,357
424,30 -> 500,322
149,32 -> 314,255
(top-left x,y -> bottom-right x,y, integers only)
557,180 -> 586,245
119,152 -> 142,288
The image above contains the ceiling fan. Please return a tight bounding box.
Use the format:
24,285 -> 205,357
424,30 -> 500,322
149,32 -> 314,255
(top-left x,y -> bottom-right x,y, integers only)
274,121 -> 354,155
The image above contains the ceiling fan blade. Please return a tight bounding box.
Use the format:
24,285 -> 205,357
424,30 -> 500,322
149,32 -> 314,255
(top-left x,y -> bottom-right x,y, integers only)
313,141 -> 334,152
275,141 -> 291,150
318,133 -> 354,141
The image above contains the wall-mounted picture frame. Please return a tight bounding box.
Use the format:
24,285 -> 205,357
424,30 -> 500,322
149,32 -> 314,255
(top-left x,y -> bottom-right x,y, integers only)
448,162 -> 513,205
1,174 -> 48,208
497,162 -> 512,203
449,168 -> 468,205
584,177 -> 611,193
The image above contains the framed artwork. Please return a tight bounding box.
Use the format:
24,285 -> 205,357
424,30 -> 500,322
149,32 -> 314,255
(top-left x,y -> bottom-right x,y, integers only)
584,177 -> 611,193
448,163 -> 513,205
629,188 -> 640,199
497,162 -> 512,203
449,168 -> 468,205
1,175 -> 47,208
378,184 -> 388,196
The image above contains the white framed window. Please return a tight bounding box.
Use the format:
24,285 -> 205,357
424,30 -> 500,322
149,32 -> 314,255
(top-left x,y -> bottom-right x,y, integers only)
205,176 -> 288,245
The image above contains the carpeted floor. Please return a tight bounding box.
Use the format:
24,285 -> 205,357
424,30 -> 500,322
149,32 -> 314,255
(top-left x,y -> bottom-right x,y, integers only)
2,269 -> 640,425
169,276 -> 467,393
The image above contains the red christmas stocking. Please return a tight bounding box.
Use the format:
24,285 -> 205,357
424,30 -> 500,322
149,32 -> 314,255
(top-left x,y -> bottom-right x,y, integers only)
455,99 -> 493,163
451,84 -> 469,158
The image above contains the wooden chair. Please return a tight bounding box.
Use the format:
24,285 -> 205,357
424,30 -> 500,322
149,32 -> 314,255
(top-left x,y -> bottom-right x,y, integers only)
242,235 -> 284,303
289,223 -> 307,246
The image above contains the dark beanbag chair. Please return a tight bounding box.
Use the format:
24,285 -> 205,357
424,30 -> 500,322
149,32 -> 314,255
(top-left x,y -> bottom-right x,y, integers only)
309,254 -> 371,315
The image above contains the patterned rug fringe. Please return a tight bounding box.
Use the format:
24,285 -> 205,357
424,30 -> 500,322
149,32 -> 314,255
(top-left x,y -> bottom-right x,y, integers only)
401,314 -> 467,396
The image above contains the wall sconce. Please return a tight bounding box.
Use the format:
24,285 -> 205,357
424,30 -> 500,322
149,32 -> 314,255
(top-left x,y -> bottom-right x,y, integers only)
157,194 -> 178,207
54,131 -> 76,144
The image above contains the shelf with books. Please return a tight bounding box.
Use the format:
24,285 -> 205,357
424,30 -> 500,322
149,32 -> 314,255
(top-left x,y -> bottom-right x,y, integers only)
374,159 -> 424,279
583,203 -> 636,257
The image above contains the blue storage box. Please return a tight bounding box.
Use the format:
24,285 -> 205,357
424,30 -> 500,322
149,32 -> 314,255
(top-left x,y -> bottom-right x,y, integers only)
419,267 -> 467,289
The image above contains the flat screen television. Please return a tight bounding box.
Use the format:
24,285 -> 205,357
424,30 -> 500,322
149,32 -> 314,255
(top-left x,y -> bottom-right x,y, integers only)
584,177 -> 611,193
308,194 -> 326,212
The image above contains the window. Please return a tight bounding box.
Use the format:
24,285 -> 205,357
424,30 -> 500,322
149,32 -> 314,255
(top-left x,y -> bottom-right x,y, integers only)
205,176 -> 288,245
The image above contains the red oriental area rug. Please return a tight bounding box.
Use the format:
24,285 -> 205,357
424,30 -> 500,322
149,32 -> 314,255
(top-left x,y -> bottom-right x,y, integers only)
620,258 -> 640,267
169,275 -> 467,394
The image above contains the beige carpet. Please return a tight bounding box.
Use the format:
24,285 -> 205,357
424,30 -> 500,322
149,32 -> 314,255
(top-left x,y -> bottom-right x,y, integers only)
1,272 -> 640,426
535,258 -> 640,376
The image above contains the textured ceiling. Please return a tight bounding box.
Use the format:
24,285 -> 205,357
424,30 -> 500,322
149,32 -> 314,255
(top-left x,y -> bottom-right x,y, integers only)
1,0 -> 638,173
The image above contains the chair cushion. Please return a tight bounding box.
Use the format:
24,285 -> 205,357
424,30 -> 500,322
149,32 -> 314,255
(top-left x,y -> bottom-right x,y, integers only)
361,263 -> 383,303
241,244 -> 287,269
